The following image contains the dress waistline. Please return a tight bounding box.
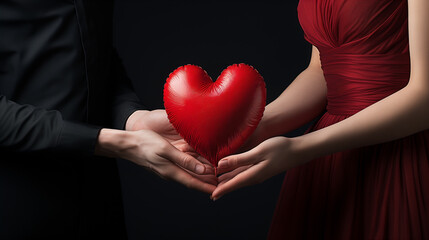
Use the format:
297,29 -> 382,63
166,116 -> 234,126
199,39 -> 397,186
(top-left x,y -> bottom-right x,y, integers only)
319,52 -> 410,115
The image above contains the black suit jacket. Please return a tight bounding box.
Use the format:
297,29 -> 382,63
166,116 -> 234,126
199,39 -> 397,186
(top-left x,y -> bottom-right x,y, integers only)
0,0 -> 143,238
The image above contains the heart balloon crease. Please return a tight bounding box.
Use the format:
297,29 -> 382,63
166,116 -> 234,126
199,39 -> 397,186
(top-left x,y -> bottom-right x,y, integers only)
164,64 -> 266,167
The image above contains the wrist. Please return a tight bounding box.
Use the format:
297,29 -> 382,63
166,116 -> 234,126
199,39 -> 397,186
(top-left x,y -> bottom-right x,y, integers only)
95,128 -> 133,158
125,110 -> 150,131
291,131 -> 329,163
257,106 -> 284,140
254,113 -> 272,142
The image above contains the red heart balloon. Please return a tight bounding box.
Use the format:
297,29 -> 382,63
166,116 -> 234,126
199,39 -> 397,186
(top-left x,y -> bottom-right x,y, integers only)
163,63 -> 266,168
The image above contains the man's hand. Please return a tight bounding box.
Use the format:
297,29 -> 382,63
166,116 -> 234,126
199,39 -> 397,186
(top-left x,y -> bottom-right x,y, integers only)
126,110 -> 196,155
97,109 -> 217,193
96,128 -> 216,194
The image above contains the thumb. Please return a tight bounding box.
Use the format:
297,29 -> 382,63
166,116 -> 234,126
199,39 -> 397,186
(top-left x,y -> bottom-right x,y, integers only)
216,150 -> 259,175
164,147 -> 214,175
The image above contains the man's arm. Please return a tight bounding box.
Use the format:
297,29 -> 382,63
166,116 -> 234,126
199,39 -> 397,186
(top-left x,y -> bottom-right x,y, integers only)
0,94 -> 216,193
106,49 -> 217,191
110,49 -> 146,130
0,95 -> 100,155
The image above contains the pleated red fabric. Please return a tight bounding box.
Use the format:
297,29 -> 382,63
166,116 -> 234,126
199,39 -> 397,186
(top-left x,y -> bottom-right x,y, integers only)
268,0 -> 429,239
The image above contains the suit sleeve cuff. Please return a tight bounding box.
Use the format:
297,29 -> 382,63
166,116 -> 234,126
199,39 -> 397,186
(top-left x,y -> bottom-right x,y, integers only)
56,120 -> 102,156
114,102 -> 143,130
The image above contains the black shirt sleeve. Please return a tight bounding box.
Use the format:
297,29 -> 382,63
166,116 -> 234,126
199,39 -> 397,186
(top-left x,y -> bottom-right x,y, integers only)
0,95 -> 101,155
111,49 -> 146,130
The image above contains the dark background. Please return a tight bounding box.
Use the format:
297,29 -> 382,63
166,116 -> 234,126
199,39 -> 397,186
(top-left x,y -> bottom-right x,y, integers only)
114,1 -> 312,239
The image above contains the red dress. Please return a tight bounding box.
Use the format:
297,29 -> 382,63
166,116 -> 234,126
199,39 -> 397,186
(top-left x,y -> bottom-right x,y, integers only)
268,0 -> 429,239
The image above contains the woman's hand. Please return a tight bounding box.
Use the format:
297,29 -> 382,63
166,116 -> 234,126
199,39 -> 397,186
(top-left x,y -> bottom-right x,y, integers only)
212,136 -> 308,200
237,121 -> 268,153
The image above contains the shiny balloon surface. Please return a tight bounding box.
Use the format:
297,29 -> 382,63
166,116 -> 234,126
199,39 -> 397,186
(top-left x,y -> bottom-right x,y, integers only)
164,64 -> 266,167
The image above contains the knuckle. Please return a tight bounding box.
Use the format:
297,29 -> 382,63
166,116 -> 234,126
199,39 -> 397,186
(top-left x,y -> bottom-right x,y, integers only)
184,181 -> 192,189
156,165 -> 167,175
154,142 -> 172,159
145,163 -> 164,178
184,178 -> 197,189
253,147 -> 265,158
158,167 -> 173,180
230,156 -> 239,167
176,144 -> 186,152
178,143 -> 192,152
158,141 -> 170,152
181,156 -> 193,168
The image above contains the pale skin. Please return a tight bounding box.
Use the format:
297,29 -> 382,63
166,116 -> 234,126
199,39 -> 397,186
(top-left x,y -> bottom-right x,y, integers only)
212,0 -> 429,200
95,109 -> 217,194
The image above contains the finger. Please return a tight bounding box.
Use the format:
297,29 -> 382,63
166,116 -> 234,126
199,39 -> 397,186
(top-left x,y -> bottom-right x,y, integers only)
178,159 -> 217,185
196,155 -> 212,165
174,141 -> 195,153
164,164 -> 216,194
185,168 -> 218,186
164,147 -> 214,175
172,142 -> 214,170
174,145 -> 215,173
184,153 -> 215,176
216,150 -> 259,175
218,165 -> 251,183
212,161 -> 269,200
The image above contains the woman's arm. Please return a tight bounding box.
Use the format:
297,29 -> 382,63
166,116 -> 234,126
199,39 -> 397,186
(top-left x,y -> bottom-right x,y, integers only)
246,45 -> 327,148
292,0 -> 429,160
212,0 -> 429,199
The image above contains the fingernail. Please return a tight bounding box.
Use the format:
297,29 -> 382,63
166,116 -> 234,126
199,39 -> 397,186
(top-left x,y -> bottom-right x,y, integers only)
212,196 -> 221,201
217,160 -> 227,169
207,165 -> 215,174
196,164 -> 205,174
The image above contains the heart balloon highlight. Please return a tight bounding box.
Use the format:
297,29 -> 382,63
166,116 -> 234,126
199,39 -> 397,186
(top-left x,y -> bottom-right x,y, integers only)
163,64 -> 266,167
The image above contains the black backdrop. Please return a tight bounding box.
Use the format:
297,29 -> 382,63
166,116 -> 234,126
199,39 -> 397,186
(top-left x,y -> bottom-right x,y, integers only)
114,1 -> 312,239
